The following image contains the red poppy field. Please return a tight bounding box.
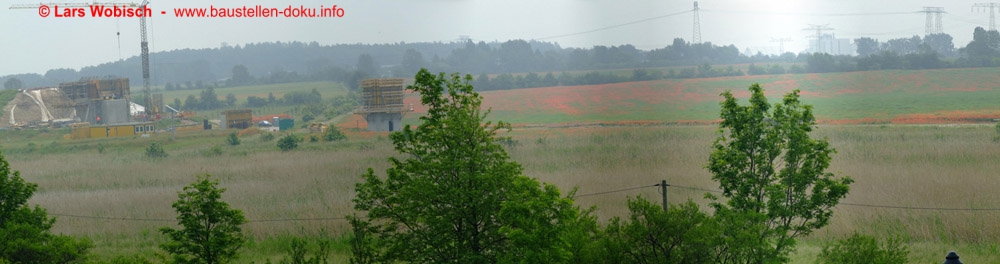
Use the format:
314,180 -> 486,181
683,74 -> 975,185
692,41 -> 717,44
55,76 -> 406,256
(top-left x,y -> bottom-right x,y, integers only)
368,67 -> 1000,128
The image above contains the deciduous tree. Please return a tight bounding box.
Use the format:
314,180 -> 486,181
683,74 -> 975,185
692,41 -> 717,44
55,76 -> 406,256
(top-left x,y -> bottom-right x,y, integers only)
0,150 -> 91,263
160,174 -> 246,264
351,69 -> 590,263
707,84 -> 853,263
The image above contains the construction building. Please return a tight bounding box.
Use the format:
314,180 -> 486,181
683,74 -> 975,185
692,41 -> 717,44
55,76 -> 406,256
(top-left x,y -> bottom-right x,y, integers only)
57,78 -> 133,125
357,78 -> 407,131
68,122 -> 154,139
220,109 -> 253,129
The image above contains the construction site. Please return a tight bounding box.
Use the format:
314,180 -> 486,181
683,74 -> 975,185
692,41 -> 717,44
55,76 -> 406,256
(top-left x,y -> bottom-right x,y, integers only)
356,78 -> 410,132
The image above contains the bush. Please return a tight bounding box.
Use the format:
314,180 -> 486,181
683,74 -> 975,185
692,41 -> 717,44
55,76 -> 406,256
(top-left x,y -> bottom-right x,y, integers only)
597,197 -> 720,263
278,237 -> 332,264
322,126 -> 346,142
816,233 -> 908,264
309,135 -> 319,142
0,149 -> 93,262
226,132 -> 240,146
146,142 -> 168,158
278,134 -> 303,152
202,145 -> 223,157
260,132 -> 275,142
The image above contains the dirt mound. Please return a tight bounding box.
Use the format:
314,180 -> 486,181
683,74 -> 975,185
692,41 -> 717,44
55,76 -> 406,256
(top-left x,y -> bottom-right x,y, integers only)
0,88 -> 76,127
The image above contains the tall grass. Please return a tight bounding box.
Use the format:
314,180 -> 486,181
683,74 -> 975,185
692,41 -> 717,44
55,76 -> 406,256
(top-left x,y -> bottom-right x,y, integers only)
4,124 -> 999,261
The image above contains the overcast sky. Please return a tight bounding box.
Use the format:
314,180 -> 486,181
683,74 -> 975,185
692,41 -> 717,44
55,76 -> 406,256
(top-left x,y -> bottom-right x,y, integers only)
1,0 -> 995,76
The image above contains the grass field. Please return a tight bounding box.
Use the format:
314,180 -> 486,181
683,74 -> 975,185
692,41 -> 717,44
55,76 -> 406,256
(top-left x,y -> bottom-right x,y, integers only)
399,68 -> 1000,127
3,123 -> 999,262
1,67 -> 1000,262
156,81 -> 350,122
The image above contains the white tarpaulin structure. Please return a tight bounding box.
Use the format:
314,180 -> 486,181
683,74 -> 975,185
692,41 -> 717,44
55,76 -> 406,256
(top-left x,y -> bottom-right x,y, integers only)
130,102 -> 145,116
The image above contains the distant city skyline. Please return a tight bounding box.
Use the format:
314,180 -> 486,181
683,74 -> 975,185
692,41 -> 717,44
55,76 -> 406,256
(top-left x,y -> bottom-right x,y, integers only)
1,0 -> 996,76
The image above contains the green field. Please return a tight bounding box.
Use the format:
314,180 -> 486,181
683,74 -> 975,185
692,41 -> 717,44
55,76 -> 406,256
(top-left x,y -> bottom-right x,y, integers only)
1,67 -> 1000,262
407,68 -> 1000,127
157,81 -> 350,120
3,123 -> 999,262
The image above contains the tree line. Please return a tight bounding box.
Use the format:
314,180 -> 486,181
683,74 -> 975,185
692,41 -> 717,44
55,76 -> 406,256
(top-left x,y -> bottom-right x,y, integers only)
0,38 -> 743,89
2,27 -> 998,94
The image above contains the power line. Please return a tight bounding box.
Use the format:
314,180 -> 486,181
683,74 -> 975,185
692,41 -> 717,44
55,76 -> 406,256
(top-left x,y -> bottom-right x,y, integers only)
49,213 -> 349,222
534,10 -> 692,40
665,184 -> 1000,212
701,9 -> 917,17
48,181 -> 1000,223
576,185 -> 657,198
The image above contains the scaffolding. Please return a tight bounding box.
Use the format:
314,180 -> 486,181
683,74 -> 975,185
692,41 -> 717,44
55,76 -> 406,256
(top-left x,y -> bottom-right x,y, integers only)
57,77 -> 132,125
358,78 -> 406,115
357,78 -> 407,131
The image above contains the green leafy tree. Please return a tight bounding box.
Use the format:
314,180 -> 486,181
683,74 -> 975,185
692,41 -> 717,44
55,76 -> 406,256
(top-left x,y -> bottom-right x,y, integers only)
225,93 -> 237,107
184,95 -> 200,110
400,49 -> 427,75
278,134 -> 303,152
229,64 -> 253,87
0,150 -> 92,263
322,126 -> 346,142
597,197 -> 720,264
146,142 -> 168,158
160,174 -> 247,264
200,87 -> 221,110
225,132 -> 240,146
707,84 -> 853,263
3,78 -> 23,90
351,69 -> 590,263
816,233 -> 908,264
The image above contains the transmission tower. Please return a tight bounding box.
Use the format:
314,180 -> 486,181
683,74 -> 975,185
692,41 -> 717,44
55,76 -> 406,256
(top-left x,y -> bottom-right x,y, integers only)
693,1 -> 702,43
803,24 -> 834,53
771,38 -> 793,54
920,7 -> 945,35
973,3 -> 1000,31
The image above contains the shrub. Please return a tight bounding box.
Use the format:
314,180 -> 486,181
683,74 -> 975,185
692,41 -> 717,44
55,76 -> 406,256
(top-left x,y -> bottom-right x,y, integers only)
0,148 -> 93,262
278,134 -> 303,152
816,233 -> 908,264
260,132 -> 275,142
278,236 -> 332,264
597,197 -> 720,263
322,126 -> 346,142
202,145 -> 223,157
146,142 -> 168,158
226,132 -> 240,146
309,135 -> 319,142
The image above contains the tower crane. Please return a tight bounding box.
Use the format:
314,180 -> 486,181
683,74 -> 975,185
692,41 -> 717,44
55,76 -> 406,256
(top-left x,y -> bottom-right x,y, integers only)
9,1 -> 155,118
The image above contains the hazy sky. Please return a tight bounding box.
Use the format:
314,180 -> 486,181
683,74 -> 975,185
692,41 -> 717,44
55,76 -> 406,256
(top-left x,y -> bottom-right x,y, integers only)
1,0 -> 995,76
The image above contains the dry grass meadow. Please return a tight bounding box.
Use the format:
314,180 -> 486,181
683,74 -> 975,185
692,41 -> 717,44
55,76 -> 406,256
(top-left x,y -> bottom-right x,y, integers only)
2,123 -> 1000,262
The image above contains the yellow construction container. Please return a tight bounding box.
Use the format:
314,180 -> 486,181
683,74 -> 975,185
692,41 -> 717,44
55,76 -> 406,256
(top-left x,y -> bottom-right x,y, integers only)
221,109 -> 253,129
69,122 -> 154,139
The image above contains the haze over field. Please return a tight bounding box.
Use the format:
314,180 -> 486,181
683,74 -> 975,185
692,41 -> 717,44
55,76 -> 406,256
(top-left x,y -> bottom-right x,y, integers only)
2,0 -> 998,75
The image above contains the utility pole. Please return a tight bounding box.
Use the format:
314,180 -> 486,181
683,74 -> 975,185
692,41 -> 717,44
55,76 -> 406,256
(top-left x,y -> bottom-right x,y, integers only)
803,24 -> 834,54
920,7 -> 946,35
693,1 -> 702,43
973,3 -> 1000,31
771,38 -> 793,54
656,180 -> 669,211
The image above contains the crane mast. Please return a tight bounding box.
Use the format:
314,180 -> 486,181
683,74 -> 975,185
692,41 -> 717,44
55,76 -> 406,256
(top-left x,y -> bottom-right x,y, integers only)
140,0 -> 151,117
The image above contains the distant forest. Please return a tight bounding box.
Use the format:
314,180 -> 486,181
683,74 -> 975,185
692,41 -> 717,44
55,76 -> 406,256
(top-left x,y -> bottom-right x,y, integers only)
2,27 -> 999,91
